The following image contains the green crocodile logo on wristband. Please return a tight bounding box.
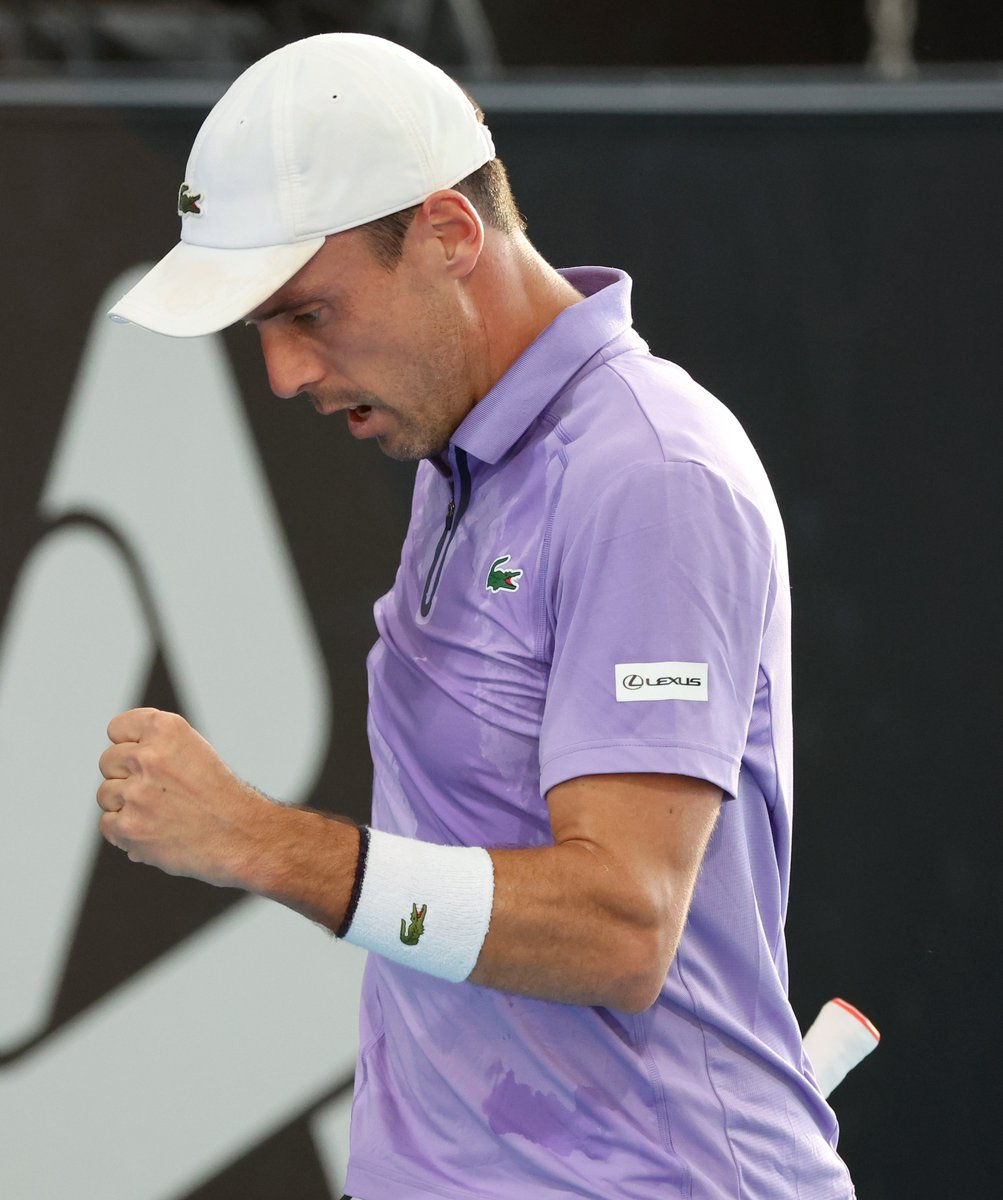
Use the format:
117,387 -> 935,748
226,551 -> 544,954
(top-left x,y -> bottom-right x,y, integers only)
399,902 -> 427,946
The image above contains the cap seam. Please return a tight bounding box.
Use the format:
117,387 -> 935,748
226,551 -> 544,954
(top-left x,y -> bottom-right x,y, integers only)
274,49 -> 302,240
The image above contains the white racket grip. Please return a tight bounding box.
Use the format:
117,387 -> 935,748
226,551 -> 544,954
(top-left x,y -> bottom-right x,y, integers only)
803,997 -> 880,1098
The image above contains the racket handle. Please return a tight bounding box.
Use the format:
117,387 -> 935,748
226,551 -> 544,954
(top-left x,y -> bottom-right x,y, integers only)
803,997 -> 880,1098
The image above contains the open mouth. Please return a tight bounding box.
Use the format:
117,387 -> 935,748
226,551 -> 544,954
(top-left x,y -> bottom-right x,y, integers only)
347,404 -> 374,433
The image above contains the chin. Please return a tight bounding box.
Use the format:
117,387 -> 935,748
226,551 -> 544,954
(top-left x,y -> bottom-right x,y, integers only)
380,433 -> 450,463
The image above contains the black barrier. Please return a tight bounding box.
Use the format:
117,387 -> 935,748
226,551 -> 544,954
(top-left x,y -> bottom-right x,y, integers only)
1,79 -> 999,1199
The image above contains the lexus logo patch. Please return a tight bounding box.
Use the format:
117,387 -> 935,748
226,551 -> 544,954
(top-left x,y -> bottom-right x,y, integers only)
615,661 -> 709,702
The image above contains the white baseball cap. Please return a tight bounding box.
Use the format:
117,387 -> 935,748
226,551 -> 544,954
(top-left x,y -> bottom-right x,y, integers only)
109,33 -> 496,337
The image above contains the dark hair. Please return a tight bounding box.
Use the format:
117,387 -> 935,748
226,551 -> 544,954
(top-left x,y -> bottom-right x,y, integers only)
360,155 -> 527,270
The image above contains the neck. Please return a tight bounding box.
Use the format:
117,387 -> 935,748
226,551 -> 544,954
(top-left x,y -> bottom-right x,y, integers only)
465,231 -> 584,401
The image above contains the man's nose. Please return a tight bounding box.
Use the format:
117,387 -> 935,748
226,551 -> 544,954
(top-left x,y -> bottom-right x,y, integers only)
258,327 -> 323,400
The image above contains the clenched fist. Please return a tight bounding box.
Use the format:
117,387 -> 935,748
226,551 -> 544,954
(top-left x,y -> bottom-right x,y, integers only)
97,707 -> 272,888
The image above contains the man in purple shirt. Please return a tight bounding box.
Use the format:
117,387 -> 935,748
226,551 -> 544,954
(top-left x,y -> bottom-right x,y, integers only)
99,33 -> 855,1198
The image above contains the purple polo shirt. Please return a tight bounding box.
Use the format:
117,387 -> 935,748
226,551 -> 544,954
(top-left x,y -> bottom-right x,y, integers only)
345,268 -> 854,1199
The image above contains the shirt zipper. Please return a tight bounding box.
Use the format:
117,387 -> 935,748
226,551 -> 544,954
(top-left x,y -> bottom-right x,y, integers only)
420,449 -> 471,619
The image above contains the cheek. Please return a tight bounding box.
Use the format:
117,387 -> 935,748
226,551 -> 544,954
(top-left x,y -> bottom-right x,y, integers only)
358,280 -> 470,412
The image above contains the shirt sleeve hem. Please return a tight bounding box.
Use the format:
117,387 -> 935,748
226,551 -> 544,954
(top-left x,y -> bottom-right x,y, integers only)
539,742 -> 741,799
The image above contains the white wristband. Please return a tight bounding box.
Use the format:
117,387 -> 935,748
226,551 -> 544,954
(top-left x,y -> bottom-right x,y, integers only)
339,827 -> 495,982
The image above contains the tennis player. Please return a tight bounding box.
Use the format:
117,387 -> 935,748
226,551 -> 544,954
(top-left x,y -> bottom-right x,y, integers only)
98,33 -> 856,1199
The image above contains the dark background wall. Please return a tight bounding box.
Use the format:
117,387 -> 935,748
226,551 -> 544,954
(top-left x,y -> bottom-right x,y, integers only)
1,82 -> 1000,1197
498,103 -> 1000,1195
482,0 -> 1002,66
4,0 -> 1003,73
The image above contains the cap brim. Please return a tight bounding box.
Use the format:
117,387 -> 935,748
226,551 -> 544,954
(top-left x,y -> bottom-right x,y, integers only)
108,237 -> 327,337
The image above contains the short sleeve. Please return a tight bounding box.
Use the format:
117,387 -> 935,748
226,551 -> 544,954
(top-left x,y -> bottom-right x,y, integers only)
539,460 -> 777,798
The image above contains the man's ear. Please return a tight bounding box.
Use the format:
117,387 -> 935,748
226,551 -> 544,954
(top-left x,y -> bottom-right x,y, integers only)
418,190 -> 484,279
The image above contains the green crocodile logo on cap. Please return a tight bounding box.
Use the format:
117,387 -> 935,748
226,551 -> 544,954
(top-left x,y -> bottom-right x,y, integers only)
177,183 -> 203,216
486,554 -> 523,593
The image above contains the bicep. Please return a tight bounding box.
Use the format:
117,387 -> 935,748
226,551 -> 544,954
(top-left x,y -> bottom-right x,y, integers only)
547,771 -> 722,926
471,772 -> 721,1009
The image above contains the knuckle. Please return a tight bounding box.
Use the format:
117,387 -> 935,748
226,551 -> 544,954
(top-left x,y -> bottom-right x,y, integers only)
142,748 -> 170,779
153,708 -> 183,732
97,780 -> 124,811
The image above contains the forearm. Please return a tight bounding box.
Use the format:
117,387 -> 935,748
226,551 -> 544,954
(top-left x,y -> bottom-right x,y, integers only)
246,815 -> 675,1011
243,820 -> 672,1009
236,804 -> 361,932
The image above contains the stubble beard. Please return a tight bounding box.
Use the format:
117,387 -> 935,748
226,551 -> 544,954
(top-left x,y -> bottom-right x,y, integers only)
311,292 -> 476,461
378,335 -> 475,463
378,411 -> 457,462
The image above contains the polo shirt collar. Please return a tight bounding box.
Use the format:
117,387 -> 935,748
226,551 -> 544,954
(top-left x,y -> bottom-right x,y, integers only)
449,266 -> 639,466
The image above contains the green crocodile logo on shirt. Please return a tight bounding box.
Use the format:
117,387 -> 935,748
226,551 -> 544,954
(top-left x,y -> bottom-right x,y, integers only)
486,554 -> 523,593
177,183 -> 203,216
399,902 -> 427,946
